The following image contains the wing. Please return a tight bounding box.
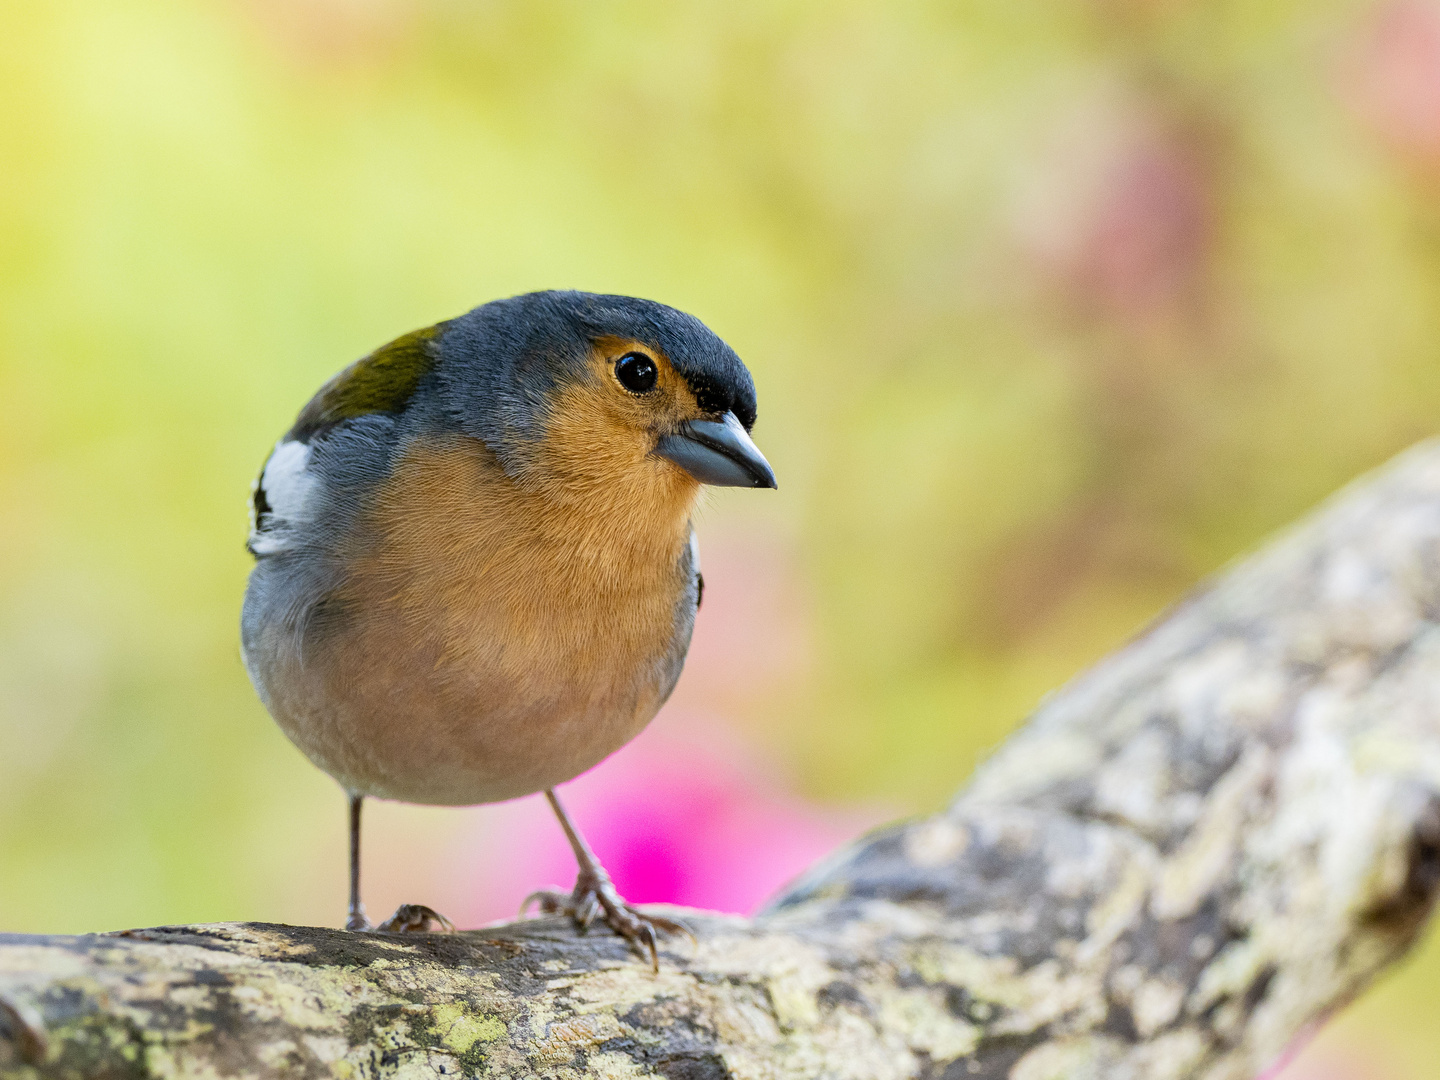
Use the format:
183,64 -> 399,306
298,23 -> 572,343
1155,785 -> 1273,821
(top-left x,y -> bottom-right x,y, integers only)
248,323 -> 443,557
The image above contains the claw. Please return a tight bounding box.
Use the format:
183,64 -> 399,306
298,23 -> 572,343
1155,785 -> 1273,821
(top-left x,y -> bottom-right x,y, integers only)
637,923 -> 659,973
374,904 -> 455,933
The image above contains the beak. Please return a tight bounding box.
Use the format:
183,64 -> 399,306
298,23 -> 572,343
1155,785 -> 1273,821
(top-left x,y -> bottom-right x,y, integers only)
653,411 -> 778,489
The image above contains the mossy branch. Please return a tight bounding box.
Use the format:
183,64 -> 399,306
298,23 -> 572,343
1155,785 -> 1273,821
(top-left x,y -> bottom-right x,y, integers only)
6,442 -> 1440,1080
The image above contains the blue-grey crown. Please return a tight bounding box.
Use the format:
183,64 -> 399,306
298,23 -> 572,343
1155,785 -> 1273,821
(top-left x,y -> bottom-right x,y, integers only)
433,292 -> 758,451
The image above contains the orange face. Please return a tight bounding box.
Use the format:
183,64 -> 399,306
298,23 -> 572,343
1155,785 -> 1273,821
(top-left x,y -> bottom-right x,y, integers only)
509,337 -> 711,513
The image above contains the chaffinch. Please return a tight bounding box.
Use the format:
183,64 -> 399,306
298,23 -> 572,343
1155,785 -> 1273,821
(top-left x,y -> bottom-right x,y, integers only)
241,291 -> 776,965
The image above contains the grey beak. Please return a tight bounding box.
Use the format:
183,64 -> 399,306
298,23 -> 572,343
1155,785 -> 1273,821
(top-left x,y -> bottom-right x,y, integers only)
653,411 -> 778,489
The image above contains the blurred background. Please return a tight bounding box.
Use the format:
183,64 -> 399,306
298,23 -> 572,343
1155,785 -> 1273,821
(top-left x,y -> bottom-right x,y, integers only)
2,0 -> 1438,1074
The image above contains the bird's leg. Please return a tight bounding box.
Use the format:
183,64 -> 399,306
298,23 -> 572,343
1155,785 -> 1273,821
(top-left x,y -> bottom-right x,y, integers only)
522,788 -> 692,971
345,793 -> 371,931
345,792 -> 454,934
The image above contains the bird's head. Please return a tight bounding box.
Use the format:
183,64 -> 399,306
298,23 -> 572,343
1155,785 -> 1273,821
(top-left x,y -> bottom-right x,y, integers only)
435,291 -> 776,507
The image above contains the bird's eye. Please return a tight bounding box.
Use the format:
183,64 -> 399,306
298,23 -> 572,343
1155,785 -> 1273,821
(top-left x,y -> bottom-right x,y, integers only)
615,352 -> 659,394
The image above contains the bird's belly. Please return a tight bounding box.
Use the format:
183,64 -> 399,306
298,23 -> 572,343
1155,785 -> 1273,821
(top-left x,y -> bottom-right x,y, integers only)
260,577 -> 688,807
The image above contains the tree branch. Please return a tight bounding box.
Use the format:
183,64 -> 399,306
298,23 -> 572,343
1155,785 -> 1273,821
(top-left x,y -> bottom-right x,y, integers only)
5,442 -> 1440,1080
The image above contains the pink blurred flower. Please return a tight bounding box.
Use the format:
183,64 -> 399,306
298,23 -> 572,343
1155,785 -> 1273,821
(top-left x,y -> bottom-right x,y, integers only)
1014,97 -> 1214,328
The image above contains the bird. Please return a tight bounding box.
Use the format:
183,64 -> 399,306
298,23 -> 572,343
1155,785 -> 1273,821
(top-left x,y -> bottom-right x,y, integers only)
240,290 -> 776,966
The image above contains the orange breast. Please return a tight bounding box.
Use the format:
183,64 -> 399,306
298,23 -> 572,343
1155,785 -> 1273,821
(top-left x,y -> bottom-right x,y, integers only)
272,432 -> 701,805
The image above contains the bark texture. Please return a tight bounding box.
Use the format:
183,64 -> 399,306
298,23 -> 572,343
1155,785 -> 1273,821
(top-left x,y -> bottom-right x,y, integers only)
5,442 -> 1440,1080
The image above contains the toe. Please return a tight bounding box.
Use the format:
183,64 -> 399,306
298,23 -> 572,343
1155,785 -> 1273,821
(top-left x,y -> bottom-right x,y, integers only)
634,922 -> 659,973
520,889 -> 568,917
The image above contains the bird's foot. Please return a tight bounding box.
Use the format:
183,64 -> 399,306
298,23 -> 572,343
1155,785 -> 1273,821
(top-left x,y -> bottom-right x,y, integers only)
376,904 -> 455,933
346,904 -> 454,933
523,868 -> 692,971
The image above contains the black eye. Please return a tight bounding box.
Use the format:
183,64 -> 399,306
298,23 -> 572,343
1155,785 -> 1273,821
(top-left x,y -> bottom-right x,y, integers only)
615,352 -> 658,394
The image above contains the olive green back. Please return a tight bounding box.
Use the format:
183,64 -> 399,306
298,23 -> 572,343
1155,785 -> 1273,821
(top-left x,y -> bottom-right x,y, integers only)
288,324 -> 442,442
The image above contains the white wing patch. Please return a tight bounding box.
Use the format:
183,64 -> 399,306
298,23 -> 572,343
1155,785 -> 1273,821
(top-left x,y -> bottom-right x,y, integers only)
248,439 -> 316,556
